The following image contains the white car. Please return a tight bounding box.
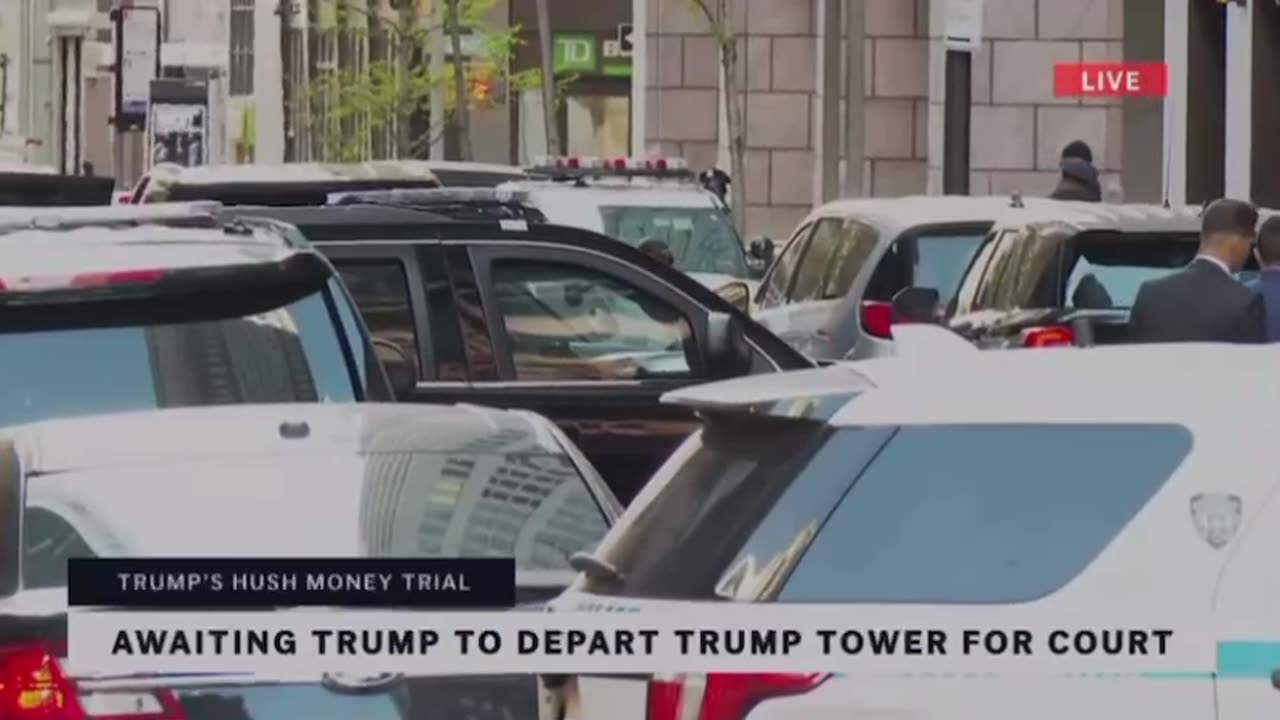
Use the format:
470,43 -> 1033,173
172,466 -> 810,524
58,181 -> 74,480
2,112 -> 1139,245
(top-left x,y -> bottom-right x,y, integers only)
546,342 -> 1280,719
497,157 -> 769,299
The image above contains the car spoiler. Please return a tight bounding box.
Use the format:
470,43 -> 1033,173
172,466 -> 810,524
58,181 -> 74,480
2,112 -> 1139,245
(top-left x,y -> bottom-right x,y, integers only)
0,202 -> 223,232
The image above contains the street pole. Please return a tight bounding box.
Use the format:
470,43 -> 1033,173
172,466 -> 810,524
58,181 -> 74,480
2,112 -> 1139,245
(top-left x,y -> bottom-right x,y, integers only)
819,0 -> 841,202
842,0 -> 865,197
534,0 -> 560,156
277,0 -> 295,162
427,0 -> 445,160
942,49 -> 971,195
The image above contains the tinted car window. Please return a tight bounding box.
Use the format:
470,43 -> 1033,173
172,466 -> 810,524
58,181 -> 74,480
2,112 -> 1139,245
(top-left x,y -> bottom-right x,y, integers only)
968,226 -> 1063,311
788,219 -> 843,302
1063,234 -> 1200,309
337,261 -> 420,378
757,224 -> 811,308
572,413 -> 891,600
491,260 -> 694,381
913,232 -> 988,306
23,450 -> 611,588
0,289 -> 357,428
600,206 -> 748,278
779,423 -> 1192,603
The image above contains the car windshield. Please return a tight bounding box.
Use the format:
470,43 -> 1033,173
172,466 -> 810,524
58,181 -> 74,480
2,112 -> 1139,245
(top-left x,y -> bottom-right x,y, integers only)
599,205 -> 748,277
23,450 -> 604,716
1064,234 -> 1216,309
571,412 -> 891,600
0,287 -> 359,427
23,452 -> 610,588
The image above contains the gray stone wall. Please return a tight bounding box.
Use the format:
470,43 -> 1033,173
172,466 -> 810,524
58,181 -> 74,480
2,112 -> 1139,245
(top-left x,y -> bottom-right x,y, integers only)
927,0 -> 1126,198
644,0 -> 1130,238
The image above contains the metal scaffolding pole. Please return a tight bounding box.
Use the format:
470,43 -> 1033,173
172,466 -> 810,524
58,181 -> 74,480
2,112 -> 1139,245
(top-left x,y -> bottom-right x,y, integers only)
819,0 -> 841,202
843,0 -> 865,197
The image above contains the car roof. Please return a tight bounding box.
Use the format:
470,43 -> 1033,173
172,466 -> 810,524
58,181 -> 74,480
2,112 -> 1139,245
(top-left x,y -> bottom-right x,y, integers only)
4,402 -> 565,476
0,224 -> 298,276
151,160 -> 443,185
807,194 -> 1042,231
666,343 -> 1279,426
988,201 -> 1202,235
217,203 -> 452,226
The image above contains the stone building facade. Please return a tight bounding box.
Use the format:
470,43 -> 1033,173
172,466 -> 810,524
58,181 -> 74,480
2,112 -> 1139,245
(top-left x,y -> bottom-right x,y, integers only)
641,0 -> 1138,240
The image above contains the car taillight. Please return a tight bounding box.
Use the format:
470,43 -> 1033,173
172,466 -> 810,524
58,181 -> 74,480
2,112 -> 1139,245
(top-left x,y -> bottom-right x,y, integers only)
114,192 -> 132,204
0,642 -> 185,720
1021,325 -> 1074,348
0,268 -> 166,292
860,300 -> 893,339
648,673 -> 827,720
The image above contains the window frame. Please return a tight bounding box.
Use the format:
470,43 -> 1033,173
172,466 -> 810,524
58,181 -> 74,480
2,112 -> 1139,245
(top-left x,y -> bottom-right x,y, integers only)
467,243 -> 712,383
324,245 -> 435,381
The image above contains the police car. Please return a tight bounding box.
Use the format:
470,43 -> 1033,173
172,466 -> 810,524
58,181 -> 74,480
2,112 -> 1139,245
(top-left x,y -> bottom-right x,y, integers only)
545,341 -> 1280,719
494,156 -> 769,297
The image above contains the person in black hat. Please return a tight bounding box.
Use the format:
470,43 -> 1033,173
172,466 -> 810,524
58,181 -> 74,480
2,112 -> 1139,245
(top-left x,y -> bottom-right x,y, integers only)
1051,140 -> 1102,201
1061,140 -> 1093,165
1049,158 -> 1101,201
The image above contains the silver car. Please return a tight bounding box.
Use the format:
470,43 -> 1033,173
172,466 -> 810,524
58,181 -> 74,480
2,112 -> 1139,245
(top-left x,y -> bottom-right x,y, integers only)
751,195 -> 1061,360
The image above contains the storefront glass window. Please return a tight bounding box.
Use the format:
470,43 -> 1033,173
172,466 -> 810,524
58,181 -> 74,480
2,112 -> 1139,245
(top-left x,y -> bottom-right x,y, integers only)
566,95 -> 629,157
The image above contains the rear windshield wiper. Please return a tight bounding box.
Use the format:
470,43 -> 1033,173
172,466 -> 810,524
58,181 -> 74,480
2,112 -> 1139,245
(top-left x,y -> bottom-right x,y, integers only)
568,552 -> 624,585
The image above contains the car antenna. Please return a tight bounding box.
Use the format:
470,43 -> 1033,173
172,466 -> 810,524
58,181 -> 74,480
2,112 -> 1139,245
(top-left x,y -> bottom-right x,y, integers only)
1161,92 -> 1177,209
1009,191 -> 1024,208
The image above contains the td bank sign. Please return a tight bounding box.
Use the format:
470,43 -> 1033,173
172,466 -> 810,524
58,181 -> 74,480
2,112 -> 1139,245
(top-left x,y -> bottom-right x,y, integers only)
554,30 -> 632,77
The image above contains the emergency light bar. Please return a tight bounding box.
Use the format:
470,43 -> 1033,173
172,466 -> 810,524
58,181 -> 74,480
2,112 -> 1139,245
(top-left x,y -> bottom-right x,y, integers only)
327,187 -> 529,206
527,155 -> 693,180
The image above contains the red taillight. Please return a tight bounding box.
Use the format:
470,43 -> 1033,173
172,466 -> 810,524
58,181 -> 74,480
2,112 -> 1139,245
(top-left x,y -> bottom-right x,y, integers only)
70,268 -> 166,288
0,642 -> 185,720
0,642 -> 81,720
648,673 -> 827,720
860,300 -> 894,339
114,192 -> 132,204
1021,325 -> 1074,348
648,158 -> 669,171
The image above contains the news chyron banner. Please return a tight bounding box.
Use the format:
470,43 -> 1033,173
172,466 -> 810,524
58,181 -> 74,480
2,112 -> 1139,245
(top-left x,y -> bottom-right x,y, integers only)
67,558 -> 1227,677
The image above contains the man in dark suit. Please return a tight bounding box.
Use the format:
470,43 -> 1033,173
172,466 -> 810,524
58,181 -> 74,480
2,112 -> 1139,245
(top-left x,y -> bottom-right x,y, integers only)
1248,216 -> 1280,342
1129,198 -> 1265,343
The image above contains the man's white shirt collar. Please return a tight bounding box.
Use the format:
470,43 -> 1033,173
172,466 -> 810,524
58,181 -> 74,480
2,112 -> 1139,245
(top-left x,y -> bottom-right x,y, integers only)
1194,254 -> 1232,275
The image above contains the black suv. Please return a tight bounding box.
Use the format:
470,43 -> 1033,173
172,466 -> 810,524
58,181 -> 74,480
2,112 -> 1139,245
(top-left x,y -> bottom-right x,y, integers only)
219,204 -> 813,503
0,207 -> 390,428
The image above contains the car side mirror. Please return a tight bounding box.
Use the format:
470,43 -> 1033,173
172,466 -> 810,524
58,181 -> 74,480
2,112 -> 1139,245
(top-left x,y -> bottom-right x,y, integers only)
715,281 -> 751,313
748,236 -> 775,264
704,312 -> 753,379
891,286 -> 942,325
372,338 -> 416,400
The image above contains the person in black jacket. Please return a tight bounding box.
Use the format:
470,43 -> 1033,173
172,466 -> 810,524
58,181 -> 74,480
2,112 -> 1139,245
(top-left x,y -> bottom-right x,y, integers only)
1049,158 -> 1101,201
1129,198 -> 1265,343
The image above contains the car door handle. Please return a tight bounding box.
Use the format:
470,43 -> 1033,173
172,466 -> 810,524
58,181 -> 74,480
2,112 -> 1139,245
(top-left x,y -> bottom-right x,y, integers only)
1270,668 -> 1280,690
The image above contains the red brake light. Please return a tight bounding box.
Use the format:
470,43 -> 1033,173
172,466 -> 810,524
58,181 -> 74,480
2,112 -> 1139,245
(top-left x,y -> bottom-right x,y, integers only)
0,642 -> 185,720
70,268 -> 166,288
564,157 -> 581,169
648,158 -> 669,171
860,300 -> 894,339
648,673 -> 827,720
1021,325 -> 1074,348
115,192 -> 132,204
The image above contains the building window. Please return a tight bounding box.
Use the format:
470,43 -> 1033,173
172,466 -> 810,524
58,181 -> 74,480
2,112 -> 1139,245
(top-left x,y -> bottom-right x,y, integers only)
229,0 -> 255,96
